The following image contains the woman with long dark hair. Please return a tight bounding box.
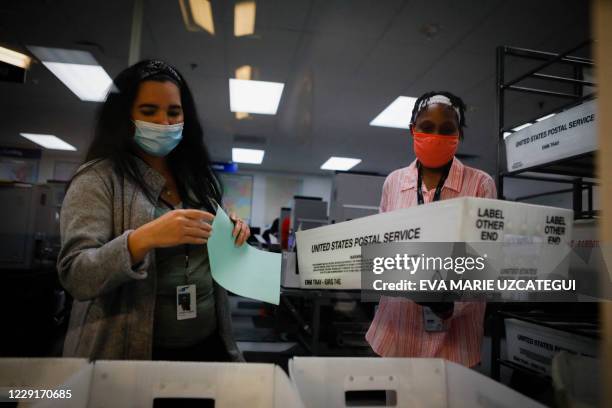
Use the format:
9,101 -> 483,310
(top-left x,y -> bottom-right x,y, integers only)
366,91 -> 496,367
57,60 -> 249,361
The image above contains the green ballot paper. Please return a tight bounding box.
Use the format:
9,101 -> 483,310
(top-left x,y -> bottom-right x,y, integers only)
207,207 -> 281,305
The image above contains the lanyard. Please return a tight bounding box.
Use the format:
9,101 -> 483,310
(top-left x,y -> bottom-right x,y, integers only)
416,161 -> 451,205
159,197 -> 191,283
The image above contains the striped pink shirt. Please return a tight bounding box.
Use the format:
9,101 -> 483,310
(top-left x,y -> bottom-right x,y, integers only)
365,158 -> 497,367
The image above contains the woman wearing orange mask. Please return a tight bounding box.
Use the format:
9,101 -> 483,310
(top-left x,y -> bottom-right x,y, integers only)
365,91 -> 497,367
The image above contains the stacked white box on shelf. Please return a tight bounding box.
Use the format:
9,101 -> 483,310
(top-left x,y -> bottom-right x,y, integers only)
569,219 -> 610,299
570,219 -> 599,268
504,318 -> 598,376
289,357 -> 545,408
296,197 -> 573,289
87,360 -> 303,408
0,358 -> 92,408
504,99 -> 596,172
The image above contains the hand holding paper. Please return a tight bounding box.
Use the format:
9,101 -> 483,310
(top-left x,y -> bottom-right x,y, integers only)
207,207 -> 281,305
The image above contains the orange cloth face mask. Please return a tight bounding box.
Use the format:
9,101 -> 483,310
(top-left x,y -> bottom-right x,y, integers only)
412,131 -> 459,168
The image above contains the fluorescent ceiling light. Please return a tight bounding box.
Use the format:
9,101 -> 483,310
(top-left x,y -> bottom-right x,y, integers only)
321,157 -> 362,171
234,65 -> 252,120
179,0 -> 215,34
27,46 -> 113,102
43,62 -> 113,102
229,79 -> 284,115
232,148 -> 264,164
511,122 -> 533,132
370,96 -> 418,129
20,133 -> 76,151
0,46 -> 31,68
234,1 -> 256,36
235,65 -> 252,80
536,113 -> 556,122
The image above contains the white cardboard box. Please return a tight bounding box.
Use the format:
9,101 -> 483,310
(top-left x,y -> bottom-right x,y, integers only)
504,318 -> 598,376
504,99 -> 596,172
289,357 -> 545,408
570,218 -> 602,275
569,219 -> 609,299
88,360 -> 304,408
296,197 -> 573,289
0,358 -> 92,408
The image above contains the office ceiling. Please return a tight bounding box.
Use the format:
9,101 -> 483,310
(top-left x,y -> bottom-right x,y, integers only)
0,0 -> 591,176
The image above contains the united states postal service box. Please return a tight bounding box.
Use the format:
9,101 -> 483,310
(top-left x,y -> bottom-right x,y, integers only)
505,318 -> 598,376
289,357 -> 545,408
504,99 -> 596,173
0,358 -> 93,408
87,361 -> 304,408
296,197 -> 573,289
568,219 -> 611,299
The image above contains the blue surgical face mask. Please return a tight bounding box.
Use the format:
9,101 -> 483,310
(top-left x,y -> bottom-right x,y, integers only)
133,120 -> 184,157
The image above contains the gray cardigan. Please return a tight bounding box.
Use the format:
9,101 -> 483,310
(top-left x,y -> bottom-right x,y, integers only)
57,158 -> 243,361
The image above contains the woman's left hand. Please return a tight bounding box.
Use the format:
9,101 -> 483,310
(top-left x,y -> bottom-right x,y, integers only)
230,212 -> 251,246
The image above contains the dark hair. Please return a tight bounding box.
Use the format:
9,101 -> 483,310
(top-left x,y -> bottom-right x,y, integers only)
410,91 -> 467,139
73,59 -> 222,212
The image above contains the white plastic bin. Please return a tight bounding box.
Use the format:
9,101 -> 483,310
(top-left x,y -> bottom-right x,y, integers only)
0,358 -> 93,408
289,357 -> 544,408
87,361 -> 304,408
505,318 -> 598,376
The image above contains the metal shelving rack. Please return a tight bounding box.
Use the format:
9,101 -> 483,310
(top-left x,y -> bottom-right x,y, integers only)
496,41 -> 597,219
490,308 -> 599,381
491,41 -> 601,389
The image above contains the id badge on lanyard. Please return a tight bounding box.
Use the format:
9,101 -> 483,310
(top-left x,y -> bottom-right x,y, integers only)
422,306 -> 449,332
416,162 -> 452,331
177,284 -> 197,320
176,243 -> 196,320
160,197 -> 198,321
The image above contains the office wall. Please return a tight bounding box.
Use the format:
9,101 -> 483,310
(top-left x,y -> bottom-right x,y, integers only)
37,151 -> 80,182
37,148 -> 596,222
35,154 -> 333,230
246,170 -> 332,230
